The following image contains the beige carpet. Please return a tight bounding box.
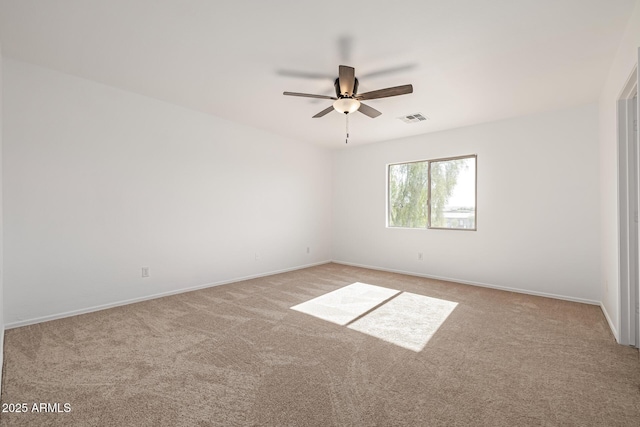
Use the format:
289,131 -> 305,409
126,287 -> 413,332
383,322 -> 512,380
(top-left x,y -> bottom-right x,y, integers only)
1,263 -> 639,426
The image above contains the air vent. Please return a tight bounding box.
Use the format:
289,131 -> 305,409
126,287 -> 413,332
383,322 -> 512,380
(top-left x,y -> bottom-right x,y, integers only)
398,113 -> 429,124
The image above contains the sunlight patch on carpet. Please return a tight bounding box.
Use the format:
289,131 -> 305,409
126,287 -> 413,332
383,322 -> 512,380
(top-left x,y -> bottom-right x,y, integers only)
348,292 -> 458,352
291,283 -> 458,352
290,282 -> 400,325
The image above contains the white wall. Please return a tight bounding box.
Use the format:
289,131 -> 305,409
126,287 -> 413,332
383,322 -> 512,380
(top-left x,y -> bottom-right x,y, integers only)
0,33 -> 5,393
599,0 -> 640,340
2,59 -> 333,327
333,103 -> 601,303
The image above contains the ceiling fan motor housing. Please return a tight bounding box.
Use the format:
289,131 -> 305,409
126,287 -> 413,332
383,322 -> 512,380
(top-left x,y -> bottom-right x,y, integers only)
335,77 -> 358,98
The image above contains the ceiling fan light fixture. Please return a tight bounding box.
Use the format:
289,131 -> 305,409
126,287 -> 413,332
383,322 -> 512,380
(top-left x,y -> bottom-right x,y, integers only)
333,98 -> 361,114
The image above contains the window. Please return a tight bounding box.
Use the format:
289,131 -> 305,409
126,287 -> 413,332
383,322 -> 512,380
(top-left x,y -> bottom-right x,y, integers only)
388,155 -> 476,230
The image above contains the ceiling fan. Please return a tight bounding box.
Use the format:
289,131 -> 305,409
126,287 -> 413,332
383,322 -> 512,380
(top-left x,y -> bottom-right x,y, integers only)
283,65 -> 413,142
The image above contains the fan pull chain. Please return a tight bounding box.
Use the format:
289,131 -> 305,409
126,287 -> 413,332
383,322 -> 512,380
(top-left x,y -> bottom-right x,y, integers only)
345,113 -> 349,144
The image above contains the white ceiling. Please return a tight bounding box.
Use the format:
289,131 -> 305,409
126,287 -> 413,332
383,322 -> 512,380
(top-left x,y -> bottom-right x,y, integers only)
0,0 -> 636,148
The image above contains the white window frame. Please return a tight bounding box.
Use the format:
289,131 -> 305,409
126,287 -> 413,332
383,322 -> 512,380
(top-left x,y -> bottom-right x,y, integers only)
387,154 -> 477,231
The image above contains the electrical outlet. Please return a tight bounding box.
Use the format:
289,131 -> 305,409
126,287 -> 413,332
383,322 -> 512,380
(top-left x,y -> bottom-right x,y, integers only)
255,253 -> 261,261
306,247 -> 310,254
417,252 -> 423,261
141,267 -> 150,278
605,280 -> 609,292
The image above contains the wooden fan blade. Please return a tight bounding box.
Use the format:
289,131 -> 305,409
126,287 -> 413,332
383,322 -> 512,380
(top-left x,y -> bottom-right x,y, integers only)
356,84 -> 413,100
277,69 -> 335,79
313,106 -> 335,118
358,102 -> 382,118
338,65 -> 356,96
283,91 -> 337,100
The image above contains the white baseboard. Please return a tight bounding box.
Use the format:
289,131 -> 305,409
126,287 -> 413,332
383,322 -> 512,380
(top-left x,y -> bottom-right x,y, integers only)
5,260 -> 332,330
599,302 -> 619,342
332,260 -> 601,306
